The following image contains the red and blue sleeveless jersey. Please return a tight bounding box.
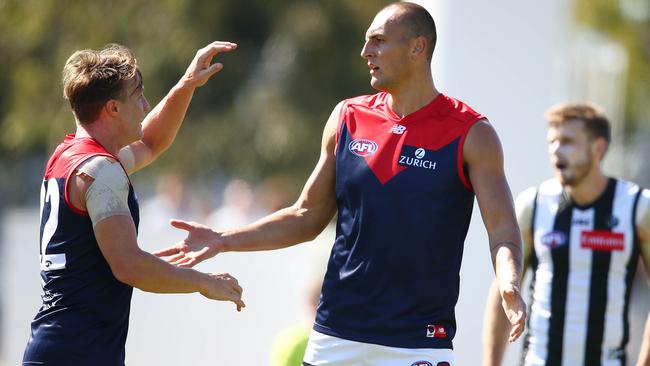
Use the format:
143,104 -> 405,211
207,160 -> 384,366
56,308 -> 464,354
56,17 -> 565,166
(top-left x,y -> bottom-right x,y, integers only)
313,92 -> 484,349
23,135 -> 139,366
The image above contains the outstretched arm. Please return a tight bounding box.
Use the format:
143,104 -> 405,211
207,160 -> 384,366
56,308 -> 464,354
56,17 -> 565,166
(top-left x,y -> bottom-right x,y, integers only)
119,41 -> 237,174
155,102 -> 343,267
464,120 -> 527,344
483,187 -> 536,365
635,190 -> 650,366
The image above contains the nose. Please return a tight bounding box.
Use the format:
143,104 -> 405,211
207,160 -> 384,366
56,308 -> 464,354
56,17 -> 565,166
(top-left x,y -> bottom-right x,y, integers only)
360,40 -> 373,59
142,96 -> 151,114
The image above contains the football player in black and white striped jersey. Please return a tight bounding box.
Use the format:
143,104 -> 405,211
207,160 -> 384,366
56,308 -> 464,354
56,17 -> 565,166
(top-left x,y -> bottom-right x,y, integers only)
482,103 -> 650,366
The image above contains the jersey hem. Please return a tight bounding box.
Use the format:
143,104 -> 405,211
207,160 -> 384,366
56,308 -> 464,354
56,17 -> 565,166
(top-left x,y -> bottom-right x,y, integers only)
312,323 -> 454,350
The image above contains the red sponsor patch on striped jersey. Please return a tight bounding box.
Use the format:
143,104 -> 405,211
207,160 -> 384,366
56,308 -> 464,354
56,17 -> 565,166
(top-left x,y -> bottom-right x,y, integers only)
580,231 -> 624,251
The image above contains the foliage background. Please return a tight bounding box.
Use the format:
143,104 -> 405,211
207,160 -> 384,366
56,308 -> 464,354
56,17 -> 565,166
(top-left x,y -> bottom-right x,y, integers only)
0,0 -> 389,205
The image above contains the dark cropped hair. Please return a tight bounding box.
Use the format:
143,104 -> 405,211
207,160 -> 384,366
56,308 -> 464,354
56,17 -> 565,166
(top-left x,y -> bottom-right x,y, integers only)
382,2 -> 437,62
62,43 -> 138,124
545,102 -> 611,144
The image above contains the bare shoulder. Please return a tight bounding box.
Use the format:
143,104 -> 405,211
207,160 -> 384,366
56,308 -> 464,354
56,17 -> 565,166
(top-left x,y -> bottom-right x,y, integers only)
515,186 -> 538,212
324,101 -> 345,133
463,119 -> 504,166
636,188 -> 650,234
321,101 -> 346,150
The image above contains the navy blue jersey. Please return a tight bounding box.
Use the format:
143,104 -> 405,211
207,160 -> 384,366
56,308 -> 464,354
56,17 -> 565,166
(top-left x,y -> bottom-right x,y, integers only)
23,135 -> 139,366
314,92 -> 484,349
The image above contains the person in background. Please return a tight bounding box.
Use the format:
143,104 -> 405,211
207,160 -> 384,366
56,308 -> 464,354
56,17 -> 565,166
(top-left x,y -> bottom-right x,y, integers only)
482,103 -> 650,366
270,281 -> 322,366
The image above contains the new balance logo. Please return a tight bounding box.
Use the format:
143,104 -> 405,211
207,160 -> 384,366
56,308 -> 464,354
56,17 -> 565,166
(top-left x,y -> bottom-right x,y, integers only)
390,124 -> 406,134
426,324 -> 447,338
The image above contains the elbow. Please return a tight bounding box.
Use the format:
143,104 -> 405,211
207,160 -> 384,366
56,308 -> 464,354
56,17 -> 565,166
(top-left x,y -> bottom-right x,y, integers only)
112,266 -> 140,287
110,260 -> 145,287
296,208 -> 331,243
302,229 -> 322,243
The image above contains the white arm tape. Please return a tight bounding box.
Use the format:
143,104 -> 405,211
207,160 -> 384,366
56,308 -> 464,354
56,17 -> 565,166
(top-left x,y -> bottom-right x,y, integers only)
78,156 -> 132,226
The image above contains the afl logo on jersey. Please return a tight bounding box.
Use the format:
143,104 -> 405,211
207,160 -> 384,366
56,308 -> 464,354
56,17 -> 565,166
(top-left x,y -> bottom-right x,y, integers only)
349,139 -> 378,157
541,231 -> 567,248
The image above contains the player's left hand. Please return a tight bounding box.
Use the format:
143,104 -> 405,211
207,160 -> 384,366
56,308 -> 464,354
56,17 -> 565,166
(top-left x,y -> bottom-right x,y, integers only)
154,219 -> 223,268
180,41 -> 237,88
501,286 -> 526,342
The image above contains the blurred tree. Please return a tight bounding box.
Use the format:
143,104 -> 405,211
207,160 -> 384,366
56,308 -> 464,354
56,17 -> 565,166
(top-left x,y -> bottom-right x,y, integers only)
0,0 -> 389,204
573,0 -> 650,134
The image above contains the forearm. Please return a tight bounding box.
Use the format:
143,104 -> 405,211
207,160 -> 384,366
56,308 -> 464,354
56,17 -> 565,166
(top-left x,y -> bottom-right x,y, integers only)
221,203 -> 334,252
638,311 -> 650,366
141,82 -> 196,158
490,226 -> 524,291
118,249 -> 207,293
483,281 -> 511,366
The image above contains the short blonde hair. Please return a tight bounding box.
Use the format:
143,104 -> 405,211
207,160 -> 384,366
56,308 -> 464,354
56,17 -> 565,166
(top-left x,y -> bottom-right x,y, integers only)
62,44 -> 138,124
545,102 -> 611,143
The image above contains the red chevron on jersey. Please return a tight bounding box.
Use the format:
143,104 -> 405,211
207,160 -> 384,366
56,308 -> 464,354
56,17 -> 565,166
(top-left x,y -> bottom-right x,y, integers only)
337,92 -> 484,187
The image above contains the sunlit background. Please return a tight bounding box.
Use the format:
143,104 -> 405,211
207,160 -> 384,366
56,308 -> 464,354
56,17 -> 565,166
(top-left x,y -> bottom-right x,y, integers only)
1,0 -> 649,365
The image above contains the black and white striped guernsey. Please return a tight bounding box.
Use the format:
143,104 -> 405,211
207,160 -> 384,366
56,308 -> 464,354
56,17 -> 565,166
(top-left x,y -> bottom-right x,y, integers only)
521,178 -> 644,366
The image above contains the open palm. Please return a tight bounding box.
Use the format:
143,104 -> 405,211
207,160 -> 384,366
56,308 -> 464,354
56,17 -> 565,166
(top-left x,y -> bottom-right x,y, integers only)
154,219 -> 221,268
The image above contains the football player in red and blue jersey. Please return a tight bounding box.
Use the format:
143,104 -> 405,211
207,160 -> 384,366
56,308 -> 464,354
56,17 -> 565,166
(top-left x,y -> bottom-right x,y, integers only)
158,3 -> 526,365
23,42 -> 245,366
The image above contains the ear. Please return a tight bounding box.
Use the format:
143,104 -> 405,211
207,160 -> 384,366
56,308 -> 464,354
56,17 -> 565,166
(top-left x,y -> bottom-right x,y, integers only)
592,137 -> 608,161
105,100 -> 119,116
411,36 -> 427,57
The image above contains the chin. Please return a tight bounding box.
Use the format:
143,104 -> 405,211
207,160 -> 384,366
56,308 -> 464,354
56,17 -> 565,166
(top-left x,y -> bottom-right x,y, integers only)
554,172 -> 570,186
369,79 -> 388,92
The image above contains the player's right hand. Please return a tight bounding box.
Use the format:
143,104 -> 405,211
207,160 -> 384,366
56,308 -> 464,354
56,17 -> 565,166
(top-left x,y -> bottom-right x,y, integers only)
201,272 -> 245,312
154,219 -> 223,268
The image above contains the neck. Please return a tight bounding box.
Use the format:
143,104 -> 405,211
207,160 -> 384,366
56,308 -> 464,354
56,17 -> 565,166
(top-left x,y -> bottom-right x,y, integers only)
387,70 -> 437,117
75,119 -> 122,156
565,167 -> 609,206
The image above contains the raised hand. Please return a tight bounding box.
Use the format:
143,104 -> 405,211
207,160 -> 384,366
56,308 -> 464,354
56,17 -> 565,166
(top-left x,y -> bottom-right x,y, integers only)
501,286 -> 527,342
180,41 -> 237,88
202,272 -> 245,312
154,219 -> 222,268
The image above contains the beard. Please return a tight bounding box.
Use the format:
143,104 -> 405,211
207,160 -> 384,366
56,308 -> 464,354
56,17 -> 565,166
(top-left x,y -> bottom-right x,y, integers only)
555,154 -> 593,186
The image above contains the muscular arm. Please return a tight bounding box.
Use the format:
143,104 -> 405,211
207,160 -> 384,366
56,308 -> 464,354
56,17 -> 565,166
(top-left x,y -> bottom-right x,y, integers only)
118,41 -> 237,174
483,187 -> 536,366
69,157 -> 244,309
635,189 -> 650,366
221,102 -> 341,250
464,120 -> 526,344
155,103 -> 343,267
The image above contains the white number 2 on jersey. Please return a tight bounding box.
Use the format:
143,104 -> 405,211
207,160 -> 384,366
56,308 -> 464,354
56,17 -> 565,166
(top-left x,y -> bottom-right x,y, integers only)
39,178 -> 66,271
